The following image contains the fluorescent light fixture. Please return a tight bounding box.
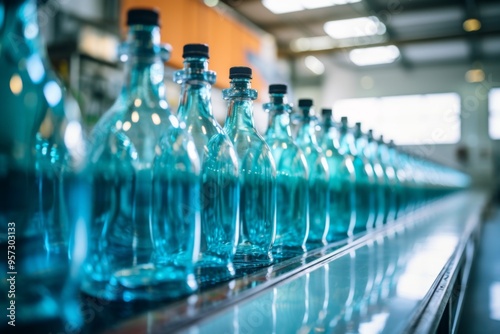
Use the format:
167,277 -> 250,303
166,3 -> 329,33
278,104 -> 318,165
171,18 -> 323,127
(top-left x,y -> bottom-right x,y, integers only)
303,0 -> 337,9
262,0 -> 360,15
290,36 -> 336,52
349,45 -> 400,66
304,55 -> 325,75
324,16 -> 386,39
262,0 -> 303,14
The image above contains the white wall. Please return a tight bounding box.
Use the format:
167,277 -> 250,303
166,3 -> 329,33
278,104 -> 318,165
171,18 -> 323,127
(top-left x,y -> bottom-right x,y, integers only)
318,60 -> 500,187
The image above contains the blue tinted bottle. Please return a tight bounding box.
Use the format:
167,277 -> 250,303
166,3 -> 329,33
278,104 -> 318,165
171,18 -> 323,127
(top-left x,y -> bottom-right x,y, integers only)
360,128 -> 385,229
223,67 -> 276,269
387,140 -> 407,218
175,44 -> 239,283
320,111 -> 356,240
295,99 -> 330,247
348,121 -> 375,233
0,0 -> 90,327
264,84 -> 309,259
82,9 -> 200,301
373,134 -> 398,224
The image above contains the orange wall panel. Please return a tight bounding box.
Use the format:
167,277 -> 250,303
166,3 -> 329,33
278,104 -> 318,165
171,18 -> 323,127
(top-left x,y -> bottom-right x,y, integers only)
121,0 -> 267,92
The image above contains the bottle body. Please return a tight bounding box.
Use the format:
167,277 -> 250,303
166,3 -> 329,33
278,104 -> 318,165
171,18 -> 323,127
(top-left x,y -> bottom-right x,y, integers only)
0,0 -> 90,328
376,139 -> 398,223
347,128 -> 376,233
264,97 -> 309,259
229,127 -> 276,266
360,133 -> 385,229
268,138 -> 310,257
295,111 -> 329,247
301,147 -> 329,246
82,23 -> 200,301
175,57 -> 239,283
223,76 -> 276,268
321,121 -> 356,241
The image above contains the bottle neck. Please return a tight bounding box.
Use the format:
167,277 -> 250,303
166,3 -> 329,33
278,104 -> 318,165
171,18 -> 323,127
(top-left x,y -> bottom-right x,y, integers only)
354,132 -> 368,158
264,94 -> 292,139
223,78 -> 257,130
175,57 -> 216,120
321,116 -> 339,149
339,124 -> 356,155
121,25 -> 167,108
378,143 -> 390,164
296,106 -> 319,146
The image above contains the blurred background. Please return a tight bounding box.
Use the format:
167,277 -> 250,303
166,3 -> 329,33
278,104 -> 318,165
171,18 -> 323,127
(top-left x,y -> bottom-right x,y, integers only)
40,0 -> 500,191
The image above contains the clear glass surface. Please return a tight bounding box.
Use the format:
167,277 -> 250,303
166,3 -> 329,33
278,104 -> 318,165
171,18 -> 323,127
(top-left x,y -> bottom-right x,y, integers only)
223,78 -> 276,269
295,107 -> 330,247
343,122 -> 375,233
375,137 -> 399,223
175,56 -> 240,282
321,118 -> 356,241
264,94 -> 309,259
82,25 -> 200,301
359,130 -> 386,229
0,0 -> 89,328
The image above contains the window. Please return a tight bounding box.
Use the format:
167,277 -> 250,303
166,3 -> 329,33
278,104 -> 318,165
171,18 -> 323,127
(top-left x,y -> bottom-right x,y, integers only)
332,93 -> 461,145
489,88 -> 500,139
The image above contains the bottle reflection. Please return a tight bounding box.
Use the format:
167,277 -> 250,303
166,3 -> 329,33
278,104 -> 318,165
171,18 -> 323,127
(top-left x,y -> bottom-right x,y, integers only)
273,274 -> 308,334
303,266 -> 329,332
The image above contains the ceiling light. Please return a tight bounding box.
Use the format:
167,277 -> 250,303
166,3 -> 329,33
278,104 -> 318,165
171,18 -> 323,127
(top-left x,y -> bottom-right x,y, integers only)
465,69 -> 485,83
203,0 -> 219,7
303,0 -> 337,9
324,16 -> 386,39
349,45 -> 400,66
463,18 -> 481,32
262,0 -> 360,15
262,0 -> 304,14
290,36 -> 336,52
304,55 -> 325,75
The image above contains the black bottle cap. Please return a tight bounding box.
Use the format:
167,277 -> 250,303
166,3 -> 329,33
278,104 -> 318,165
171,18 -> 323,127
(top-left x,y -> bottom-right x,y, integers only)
341,116 -> 348,123
183,44 -> 209,59
269,84 -> 287,94
298,99 -> 313,107
127,8 -> 160,27
355,122 -> 361,128
322,108 -> 332,116
229,66 -> 252,79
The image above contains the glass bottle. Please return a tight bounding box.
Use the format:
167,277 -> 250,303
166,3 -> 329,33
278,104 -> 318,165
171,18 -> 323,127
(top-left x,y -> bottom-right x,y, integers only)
387,140 -> 407,218
375,135 -> 398,223
349,121 -> 376,233
364,129 -> 386,228
0,0 -> 90,328
264,84 -> 309,259
82,9 -> 200,301
295,99 -> 330,248
321,111 -> 356,240
174,44 -> 239,282
223,67 -> 276,268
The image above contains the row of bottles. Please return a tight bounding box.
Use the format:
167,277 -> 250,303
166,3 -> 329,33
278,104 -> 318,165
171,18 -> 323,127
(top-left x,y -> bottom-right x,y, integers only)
80,7 -> 470,303
0,3 -> 470,330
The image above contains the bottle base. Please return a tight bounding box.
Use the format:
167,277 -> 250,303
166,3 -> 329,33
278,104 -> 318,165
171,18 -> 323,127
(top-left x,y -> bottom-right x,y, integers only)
233,249 -> 274,270
193,261 -> 235,286
81,265 -> 198,302
272,245 -> 306,261
305,239 -> 327,251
